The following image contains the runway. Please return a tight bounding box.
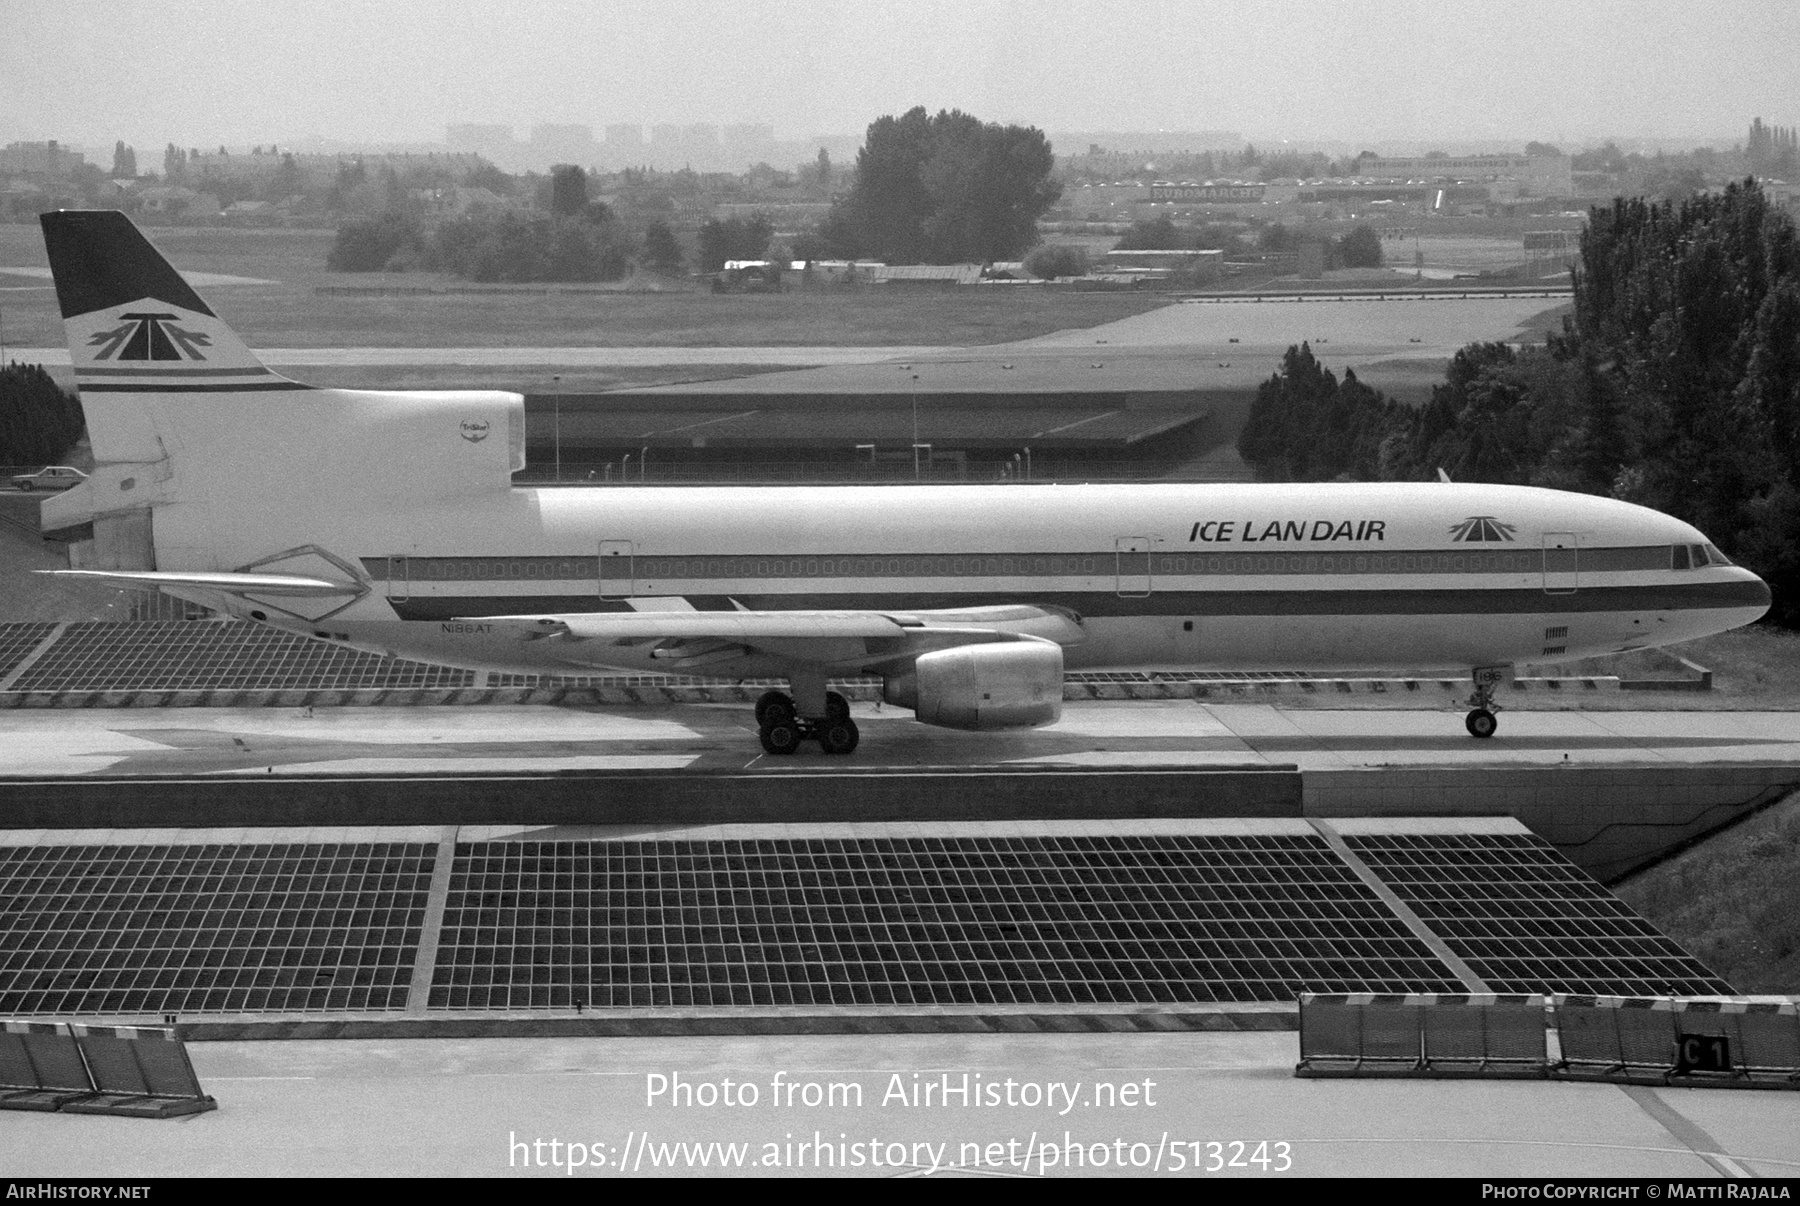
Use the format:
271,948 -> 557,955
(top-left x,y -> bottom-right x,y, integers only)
5,1032 -> 1797,1178
3,699 -> 1799,778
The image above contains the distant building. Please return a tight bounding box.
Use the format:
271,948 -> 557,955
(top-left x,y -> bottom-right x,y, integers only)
605,124 -> 643,148
410,185 -> 508,217
532,124 -> 598,166
136,186 -> 220,219
1357,154 -> 1572,197
447,124 -> 514,155
0,140 -> 86,176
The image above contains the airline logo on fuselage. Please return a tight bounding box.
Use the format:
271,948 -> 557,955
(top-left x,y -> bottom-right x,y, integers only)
1189,518 -> 1387,544
87,312 -> 212,361
1449,516 -> 1517,542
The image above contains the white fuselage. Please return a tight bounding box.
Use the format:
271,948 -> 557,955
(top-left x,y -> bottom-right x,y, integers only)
174,478 -> 1767,680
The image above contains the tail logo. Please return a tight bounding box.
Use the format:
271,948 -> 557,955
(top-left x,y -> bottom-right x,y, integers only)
87,312 -> 212,361
460,420 -> 490,442
1449,516 -> 1517,542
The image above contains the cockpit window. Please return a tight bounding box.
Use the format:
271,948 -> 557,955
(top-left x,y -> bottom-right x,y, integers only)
1671,545 -> 1692,570
1704,543 -> 1732,566
1691,544 -> 1709,567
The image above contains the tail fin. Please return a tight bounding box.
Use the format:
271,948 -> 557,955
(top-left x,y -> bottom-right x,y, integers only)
39,211 -> 302,463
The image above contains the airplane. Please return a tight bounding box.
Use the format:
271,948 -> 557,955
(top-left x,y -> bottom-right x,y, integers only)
30,210 -> 1771,752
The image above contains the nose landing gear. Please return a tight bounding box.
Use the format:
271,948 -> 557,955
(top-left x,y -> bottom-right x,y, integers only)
755,689 -> 858,755
1464,666 -> 1508,739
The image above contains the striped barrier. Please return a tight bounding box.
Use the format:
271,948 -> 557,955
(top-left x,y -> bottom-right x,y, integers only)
1299,994 -> 1800,1089
0,1021 -> 215,1117
1554,996 -> 1800,1088
1295,993 -> 1549,1078
0,1020 -> 94,1111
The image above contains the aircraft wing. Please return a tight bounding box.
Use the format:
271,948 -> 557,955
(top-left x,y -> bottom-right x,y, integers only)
484,603 -> 1086,669
40,568 -> 360,598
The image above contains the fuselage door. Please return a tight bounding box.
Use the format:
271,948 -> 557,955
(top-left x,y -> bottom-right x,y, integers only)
599,540 -> 634,600
1116,536 -> 1152,597
384,555 -> 409,603
1543,532 -> 1579,594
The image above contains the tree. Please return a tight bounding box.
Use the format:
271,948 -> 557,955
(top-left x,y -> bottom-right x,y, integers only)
820,107 -> 1060,263
550,165 -> 588,217
697,215 -> 773,272
326,212 -> 423,271
1524,141 -> 1563,158
162,143 -> 186,180
642,220 -> 683,272
815,147 -> 832,190
1114,214 -> 1183,250
1024,245 -> 1089,279
1337,225 -> 1383,268
1237,343 -> 1401,482
111,141 -> 136,178
0,363 -> 85,465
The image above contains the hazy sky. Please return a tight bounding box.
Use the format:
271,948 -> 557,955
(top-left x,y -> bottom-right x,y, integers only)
4,0 -> 1797,152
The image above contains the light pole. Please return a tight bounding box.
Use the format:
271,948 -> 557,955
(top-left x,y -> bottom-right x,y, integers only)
910,373 -> 921,479
1023,446 -> 1031,482
640,445 -> 649,483
552,375 -> 562,484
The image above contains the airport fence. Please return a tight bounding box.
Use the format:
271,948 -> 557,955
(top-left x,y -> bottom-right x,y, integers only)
0,1020 -> 216,1117
1555,995 -> 1800,1088
1296,993 -> 1800,1089
1296,993 -> 1548,1078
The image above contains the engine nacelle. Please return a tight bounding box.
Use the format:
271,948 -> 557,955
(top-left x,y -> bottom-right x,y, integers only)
884,639 -> 1064,730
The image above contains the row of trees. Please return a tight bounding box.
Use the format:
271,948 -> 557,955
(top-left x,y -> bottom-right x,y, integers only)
0,364 -> 86,466
1237,179 -> 1800,624
1107,215 -> 1385,268
328,209 -> 634,282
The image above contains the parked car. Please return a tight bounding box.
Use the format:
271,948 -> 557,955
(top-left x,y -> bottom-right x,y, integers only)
9,466 -> 87,491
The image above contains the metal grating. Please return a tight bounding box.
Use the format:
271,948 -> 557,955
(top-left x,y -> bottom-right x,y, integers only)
0,622 -> 56,679
429,835 -> 1464,1010
1343,832 -> 1733,996
0,843 -> 435,1014
7,622 -> 474,692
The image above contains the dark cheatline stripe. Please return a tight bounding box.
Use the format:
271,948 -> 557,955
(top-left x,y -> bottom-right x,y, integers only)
363,544 -> 1677,585
78,381 -> 313,393
383,580 -> 1769,622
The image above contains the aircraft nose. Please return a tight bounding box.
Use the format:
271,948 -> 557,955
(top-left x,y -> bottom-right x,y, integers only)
1748,569 -> 1774,615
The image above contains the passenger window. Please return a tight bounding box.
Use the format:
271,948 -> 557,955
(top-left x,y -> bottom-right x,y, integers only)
1671,545 -> 1691,570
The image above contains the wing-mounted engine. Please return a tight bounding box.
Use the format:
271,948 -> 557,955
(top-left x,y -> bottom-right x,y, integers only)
882,639 -> 1064,730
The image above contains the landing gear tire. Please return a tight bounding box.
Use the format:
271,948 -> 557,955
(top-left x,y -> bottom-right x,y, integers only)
817,716 -> 859,755
825,691 -> 850,720
1465,709 -> 1498,739
759,719 -> 804,755
755,691 -> 795,727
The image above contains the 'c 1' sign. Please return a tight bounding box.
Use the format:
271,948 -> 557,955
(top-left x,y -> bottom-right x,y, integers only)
1674,1032 -> 1732,1074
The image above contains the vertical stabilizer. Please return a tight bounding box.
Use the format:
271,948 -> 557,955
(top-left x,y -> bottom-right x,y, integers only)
38,211 -> 305,465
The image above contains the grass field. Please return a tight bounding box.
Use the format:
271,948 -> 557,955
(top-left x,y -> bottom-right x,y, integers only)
0,223 -> 1174,351
1617,790 -> 1800,993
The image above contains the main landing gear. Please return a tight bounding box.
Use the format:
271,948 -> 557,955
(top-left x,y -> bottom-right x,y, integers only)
755,689 -> 858,755
1465,667 -> 1506,739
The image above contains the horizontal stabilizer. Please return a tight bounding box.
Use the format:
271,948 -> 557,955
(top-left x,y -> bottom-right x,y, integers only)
41,569 -> 360,598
